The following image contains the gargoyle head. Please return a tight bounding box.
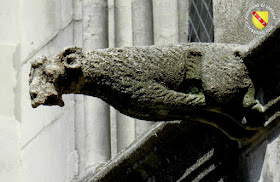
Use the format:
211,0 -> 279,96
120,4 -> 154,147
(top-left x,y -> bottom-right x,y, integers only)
29,46 -> 83,108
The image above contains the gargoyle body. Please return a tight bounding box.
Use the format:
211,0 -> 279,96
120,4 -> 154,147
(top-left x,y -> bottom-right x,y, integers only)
29,23 -> 280,140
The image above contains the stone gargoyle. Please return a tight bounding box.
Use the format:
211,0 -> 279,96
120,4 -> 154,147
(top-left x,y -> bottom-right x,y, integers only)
29,22 -> 280,141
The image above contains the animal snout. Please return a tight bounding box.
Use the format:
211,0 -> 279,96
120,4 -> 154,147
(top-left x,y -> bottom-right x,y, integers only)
30,91 -> 38,100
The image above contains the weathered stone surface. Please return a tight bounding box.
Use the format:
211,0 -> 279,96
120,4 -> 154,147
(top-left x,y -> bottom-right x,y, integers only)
80,120 -> 239,182
152,0 -> 179,45
82,0 -> 112,169
61,0 -> 73,29
0,44 -> 18,118
22,108 -> 77,182
115,0 -> 133,47
132,0 -> 154,46
213,2 -> 280,182
0,1 -> 19,43
21,24 -> 75,146
20,0 -> 62,62
0,117 -> 20,182
29,21 -> 280,140
28,44 -> 245,110
27,44 -> 247,141
213,0 -> 280,44
238,126 -> 280,182
78,119 -> 280,182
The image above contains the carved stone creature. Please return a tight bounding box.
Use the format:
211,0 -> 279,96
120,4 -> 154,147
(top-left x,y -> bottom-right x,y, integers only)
29,22 -> 280,140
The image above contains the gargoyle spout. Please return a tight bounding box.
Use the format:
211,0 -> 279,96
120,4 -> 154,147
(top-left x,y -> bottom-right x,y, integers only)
29,21 -> 280,140
29,56 -> 64,108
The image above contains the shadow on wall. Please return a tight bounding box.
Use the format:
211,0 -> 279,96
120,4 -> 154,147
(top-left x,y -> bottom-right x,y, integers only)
239,123 -> 280,182
82,120 -> 241,181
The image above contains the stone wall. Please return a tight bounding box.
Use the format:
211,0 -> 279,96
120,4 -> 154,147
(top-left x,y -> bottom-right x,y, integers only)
0,1 -> 21,181
0,0 -> 189,181
213,0 -> 280,181
2,1 -> 78,181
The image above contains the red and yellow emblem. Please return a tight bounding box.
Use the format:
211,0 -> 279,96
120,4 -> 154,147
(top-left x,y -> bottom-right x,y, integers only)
252,11 -> 269,29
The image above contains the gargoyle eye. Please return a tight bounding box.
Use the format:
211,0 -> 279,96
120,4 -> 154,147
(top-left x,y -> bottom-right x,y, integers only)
234,51 -> 241,57
63,54 -> 81,69
66,56 -> 76,65
63,48 -> 74,56
30,92 -> 37,99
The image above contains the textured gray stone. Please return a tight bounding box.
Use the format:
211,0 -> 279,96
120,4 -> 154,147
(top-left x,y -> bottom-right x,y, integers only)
29,21 -> 280,140
79,121 -> 239,182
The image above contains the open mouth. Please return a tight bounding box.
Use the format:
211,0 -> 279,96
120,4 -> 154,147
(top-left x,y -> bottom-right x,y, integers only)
30,91 -> 64,108
44,94 -> 65,107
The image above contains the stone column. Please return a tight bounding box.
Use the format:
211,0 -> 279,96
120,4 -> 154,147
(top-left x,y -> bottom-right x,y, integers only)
152,0 -> 179,45
82,0 -> 111,170
114,0 -> 136,152
178,0 -> 189,43
132,0 -> 154,46
73,0 -> 88,177
115,0 -> 133,47
132,0 -> 155,137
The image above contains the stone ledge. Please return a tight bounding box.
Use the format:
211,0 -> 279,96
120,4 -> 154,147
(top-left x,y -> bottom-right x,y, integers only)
80,120 -> 239,182
79,116 -> 280,182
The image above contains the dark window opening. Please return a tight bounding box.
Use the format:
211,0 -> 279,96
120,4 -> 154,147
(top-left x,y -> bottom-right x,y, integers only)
189,0 -> 214,42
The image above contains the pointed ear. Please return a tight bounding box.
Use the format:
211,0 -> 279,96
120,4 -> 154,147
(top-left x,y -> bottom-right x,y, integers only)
59,46 -> 84,69
62,46 -> 83,57
64,53 -> 81,69
31,55 -> 48,68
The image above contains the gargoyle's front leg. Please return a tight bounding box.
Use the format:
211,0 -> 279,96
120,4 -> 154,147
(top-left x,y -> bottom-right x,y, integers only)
241,76 -> 280,127
123,81 -> 206,121
245,89 -> 264,114
241,84 -> 267,129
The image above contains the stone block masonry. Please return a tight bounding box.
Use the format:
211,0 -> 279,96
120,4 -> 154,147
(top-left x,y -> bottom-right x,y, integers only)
0,1 -> 78,182
20,0 -> 63,63
22,108 -> 77,182
0,43 -> 21,181
0,117 -> 20,182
